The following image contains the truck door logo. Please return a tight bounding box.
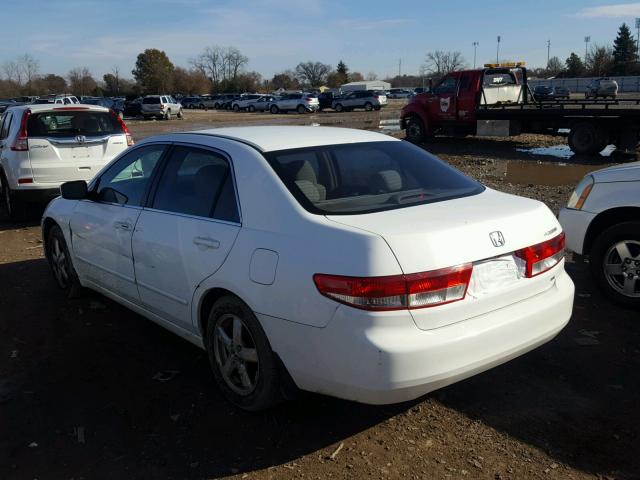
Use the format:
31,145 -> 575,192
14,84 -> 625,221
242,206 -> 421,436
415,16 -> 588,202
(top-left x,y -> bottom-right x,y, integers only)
440,97 -> 450,112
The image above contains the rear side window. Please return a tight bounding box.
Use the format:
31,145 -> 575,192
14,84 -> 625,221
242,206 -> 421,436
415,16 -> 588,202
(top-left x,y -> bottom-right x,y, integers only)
27,111 -> 123,138
265,141 -> 484,215
152,146 -> 239,222
143,97 -> 160,104
0,111 -> 13,139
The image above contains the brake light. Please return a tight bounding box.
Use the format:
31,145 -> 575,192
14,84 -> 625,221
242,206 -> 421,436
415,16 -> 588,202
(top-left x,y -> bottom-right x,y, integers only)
11,109 -> 31,151
159,104 -> 165,110
515,232 -> 565,277
306,97 -> 314,102
313,264 -> 473,311
373,95 -> 379,99
18,178 -> 33,184
109,109 -> 134,146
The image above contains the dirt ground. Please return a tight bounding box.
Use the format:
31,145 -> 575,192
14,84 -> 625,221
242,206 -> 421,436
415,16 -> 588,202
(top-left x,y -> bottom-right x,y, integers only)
1,102 -> 639,480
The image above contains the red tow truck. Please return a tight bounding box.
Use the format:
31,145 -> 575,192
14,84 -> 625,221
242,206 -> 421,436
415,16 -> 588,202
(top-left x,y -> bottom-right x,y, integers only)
400,62 -> 640,155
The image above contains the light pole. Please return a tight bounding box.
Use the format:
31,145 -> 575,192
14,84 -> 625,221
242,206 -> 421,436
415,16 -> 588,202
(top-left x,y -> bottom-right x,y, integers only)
496,35 -> 501,64
547,39 -> 551,67
472,41 -> 479,68
636,18 -> 640,58
584,35 -> 591,61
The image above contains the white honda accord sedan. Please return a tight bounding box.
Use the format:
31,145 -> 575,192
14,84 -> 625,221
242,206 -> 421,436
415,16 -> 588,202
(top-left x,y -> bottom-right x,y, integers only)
42,126 -> 574,410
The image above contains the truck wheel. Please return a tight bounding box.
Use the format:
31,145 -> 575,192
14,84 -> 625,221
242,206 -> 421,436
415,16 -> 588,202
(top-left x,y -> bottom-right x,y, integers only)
590,222 -> 640,308
405,116 -> 425,143
569,122 -> 606,155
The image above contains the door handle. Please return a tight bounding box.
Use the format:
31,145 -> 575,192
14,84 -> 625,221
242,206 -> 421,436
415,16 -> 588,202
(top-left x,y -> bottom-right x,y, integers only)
193,236 -> 220,250
114,221 -> 132,231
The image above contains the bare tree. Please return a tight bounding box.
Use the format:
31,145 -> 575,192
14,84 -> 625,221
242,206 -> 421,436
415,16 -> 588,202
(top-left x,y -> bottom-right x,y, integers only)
3,60 -> 23,86
423,50 -> 466,77
546,56 -> 564,76
19,54 -> 39,92
191,45 -> 249,91
295,61 -> 331,88
366,71 -> 378,81
68,67 -> 97,97
586,45 -> 614,77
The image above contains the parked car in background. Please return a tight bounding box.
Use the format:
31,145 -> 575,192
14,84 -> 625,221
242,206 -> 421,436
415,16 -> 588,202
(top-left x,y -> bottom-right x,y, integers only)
533,85 -> 553,101
180,96 -> 202,109
559,163 -> 640,307
81,97 -> 125,118
216,94 -> 241,110
585,78 -> 619,99
33,94 -> 80,105
200,95 -> 225,109
318,91 -> 341,111
0,104 -> 133,220
331,90 -> 383,112
414,87 -> 429,94
269,93 -> 319,113
247,95 -> 278,112
552,86 -> 571,100
124,97 -> 143,117
388,89 -> 413,99
0,99 -> 19,114
141,95 -> 183,120
231,94 -> 264,111
41,126 -> 573,411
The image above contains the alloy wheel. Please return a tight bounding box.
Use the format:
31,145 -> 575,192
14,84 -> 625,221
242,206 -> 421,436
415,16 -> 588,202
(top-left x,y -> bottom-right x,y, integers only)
50,236 -> 70,288
213,314 -> 259,395
603,240 -> 640,298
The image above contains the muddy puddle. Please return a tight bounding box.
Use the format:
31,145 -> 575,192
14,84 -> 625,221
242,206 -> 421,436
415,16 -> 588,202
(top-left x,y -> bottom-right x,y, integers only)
516,144 -> 615,160
505,161 -> 605,186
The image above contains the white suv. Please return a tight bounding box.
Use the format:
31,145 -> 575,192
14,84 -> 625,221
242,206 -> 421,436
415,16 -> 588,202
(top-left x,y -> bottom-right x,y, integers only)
0,104 -> 133,220
559,162 -> 640,307
269,93 -> 319,114
141,95 -> 183,120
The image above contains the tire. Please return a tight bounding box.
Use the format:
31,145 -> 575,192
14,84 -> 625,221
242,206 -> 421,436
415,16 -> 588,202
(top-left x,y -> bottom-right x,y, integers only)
364,102 -> 373,111
165,110 -> 172,120
296,104 -> 306,114
0,173 -> 26,222
47,224 -> 82,297
200,103 -> 206,109
233,104 -> 240,112
374,106 -> 381,111
248,105 -> 255,112
214,103 -> 220,109
335,103 -> 343,112
205,296 -> 282,411
270,105 -> 279,114
177,109 -> 184,119
590,222 -> 640,308
405,116 -> 426,143
568,122 -> 607,155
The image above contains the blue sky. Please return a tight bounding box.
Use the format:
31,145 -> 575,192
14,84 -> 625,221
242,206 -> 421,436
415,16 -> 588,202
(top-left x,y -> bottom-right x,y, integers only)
2,0 -> 640,80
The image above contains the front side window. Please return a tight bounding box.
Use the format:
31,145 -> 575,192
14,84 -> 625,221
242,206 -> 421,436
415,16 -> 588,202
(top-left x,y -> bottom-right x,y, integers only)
95,144 -> 166,206
151,146 -> 239,222
434,76 -> 457,95
265,141 -> 484,215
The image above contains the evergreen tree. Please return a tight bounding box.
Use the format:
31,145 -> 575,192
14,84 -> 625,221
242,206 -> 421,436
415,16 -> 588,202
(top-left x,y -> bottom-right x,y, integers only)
612,23 -> 638,75
336,60 -> 350,84
565,52 -> 585,77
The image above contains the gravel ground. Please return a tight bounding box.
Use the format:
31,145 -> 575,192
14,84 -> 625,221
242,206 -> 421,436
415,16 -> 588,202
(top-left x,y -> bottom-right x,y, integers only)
0,104 -> 638,480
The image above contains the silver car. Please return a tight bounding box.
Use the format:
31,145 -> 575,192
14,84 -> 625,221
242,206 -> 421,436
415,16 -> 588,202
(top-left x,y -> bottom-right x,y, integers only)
332,91 -> 383,112
247,95 -> 278,112
231,94 -> 265,111
141,95 -> 183,120
269,93 -> 319,114
585,78 -> 618,99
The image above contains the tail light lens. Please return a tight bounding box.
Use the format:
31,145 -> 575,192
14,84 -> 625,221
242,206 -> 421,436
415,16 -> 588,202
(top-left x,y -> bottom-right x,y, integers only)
313,264 -> 473,311
11,109 -> 31,151
159,104 -> 165,110
373,95 -> 379,99
110,109 -> 134,146
515,232 -> 565,277
306,97 -> 314,102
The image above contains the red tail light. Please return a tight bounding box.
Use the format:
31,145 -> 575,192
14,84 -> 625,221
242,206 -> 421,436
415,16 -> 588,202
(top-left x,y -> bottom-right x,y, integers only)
159,104 -> 165,110
18,178 -> 33,184
306,97 -> 314,101
11,109 -> 31,151
314,264 -> 473,311
515,232 -> 565,277
373,95 -> 379,99
110,109 -> 134,146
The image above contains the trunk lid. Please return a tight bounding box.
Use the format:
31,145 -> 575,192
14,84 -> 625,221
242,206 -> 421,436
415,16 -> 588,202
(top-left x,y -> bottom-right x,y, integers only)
327,188 -> 564,330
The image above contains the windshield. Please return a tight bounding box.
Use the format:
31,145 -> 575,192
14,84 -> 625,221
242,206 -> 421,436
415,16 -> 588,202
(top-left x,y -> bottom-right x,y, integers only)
27,111 -> 123,137
264,141 -> 484,215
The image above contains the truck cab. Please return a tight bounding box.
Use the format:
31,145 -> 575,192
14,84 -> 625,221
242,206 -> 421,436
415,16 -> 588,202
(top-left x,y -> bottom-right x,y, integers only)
401,63 -> 524,141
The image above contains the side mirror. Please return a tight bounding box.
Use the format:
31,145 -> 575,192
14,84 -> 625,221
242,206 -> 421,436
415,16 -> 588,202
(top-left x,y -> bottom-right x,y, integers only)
60,180 -> 88,200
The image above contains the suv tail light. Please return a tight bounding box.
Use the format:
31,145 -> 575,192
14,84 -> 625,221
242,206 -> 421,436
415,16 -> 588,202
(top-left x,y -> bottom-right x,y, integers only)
159,104 -> 165,110
314,264 -> 473,311
11,109 -> 31,151
110,109 -> 134,146
515,232 -> 565,277
373,95 -> 379,99
306,97 -> 314,102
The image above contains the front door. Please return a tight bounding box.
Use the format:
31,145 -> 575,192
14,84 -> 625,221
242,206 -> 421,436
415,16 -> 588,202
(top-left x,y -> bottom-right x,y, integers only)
70,143 -> 167,304
427,74 -> 459,122
132,145 -> 241,331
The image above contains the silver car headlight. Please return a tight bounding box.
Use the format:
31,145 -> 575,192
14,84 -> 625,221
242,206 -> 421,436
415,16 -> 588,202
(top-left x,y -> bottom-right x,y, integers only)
567,175 -> 595,210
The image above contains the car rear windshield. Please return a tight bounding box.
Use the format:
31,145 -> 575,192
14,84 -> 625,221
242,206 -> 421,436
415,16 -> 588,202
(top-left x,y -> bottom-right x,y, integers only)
264,141 -> 484,215
143,97 -> 161,104
27,111 -> 123,138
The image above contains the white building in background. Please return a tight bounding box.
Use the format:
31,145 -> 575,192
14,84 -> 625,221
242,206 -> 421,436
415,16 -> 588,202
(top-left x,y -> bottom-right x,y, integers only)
340,80 -> 391,92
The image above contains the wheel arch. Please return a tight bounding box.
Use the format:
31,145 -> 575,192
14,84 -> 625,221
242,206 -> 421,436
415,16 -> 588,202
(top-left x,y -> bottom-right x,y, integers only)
198,287 -> 248,339
584,207 -> 640,254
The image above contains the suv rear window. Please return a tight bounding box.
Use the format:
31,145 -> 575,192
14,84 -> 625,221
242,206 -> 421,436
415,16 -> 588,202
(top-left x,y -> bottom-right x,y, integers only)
27,111 -> 123,137
265,141 -> 484,215
143,97 -> 161,104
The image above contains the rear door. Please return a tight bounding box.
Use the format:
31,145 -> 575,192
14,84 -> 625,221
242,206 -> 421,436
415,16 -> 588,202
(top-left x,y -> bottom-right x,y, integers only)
427,74 -> 459,122
27,108 -> 128,183
70,143 -> 167,304
132,144 -> 241,331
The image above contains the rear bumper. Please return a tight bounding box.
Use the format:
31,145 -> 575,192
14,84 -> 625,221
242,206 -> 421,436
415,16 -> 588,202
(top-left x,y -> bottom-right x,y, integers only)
558,207 -> 596,255
260,269 -> 574,405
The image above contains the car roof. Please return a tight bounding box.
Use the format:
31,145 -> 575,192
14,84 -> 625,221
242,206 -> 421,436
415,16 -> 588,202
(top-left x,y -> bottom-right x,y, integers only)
6,104 -> 110,113
179,126 -> 399,152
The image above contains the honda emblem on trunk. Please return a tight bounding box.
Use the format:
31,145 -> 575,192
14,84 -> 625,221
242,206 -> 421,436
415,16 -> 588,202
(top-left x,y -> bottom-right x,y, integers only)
489,231 -> 505,247
76,135 -> 86,144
